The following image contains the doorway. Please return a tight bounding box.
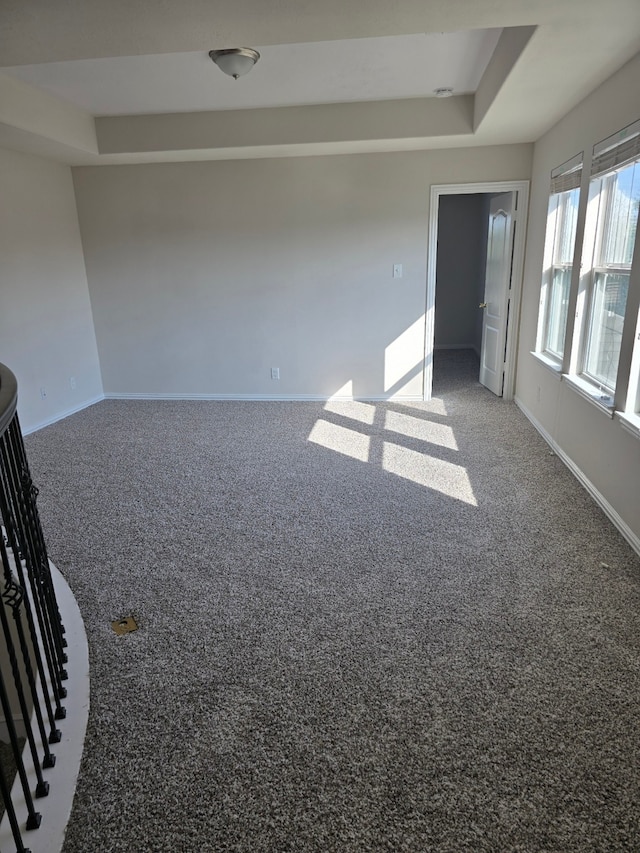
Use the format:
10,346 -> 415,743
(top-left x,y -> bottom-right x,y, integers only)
424,181 -> 529,401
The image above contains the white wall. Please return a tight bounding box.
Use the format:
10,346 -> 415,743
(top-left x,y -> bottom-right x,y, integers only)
73,145 -> 531,400
516,51 -> 640,545
0,147 -> 103,432
435,193 -> 487,351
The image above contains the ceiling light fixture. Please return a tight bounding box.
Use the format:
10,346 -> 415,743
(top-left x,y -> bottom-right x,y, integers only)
209,48 -> 260,80
434,87 -> 454,98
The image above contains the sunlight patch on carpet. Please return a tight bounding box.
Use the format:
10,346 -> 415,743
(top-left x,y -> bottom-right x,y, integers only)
324,400 -> 376,425
382,441 -> 477,505
308,419 -> 370,461
384,410 -> 458,450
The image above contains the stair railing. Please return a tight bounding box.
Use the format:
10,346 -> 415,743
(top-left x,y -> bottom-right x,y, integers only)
0,363 -> 68,853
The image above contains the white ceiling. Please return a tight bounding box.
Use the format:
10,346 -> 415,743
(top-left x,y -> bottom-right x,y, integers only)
1,0 -> 640,165
3,30 -> 502,116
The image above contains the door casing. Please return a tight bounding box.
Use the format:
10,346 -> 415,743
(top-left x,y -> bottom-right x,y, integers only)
424,180 -> 530,401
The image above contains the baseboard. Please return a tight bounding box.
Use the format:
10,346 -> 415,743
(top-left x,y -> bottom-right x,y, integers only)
21,393 -> 426,436
104,392 -> 425,402
514,396 -> 640,557
22,395 -> 105,435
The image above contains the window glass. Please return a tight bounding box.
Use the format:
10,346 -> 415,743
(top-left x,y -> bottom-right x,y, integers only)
582,159 -> 639,391
544,187 -> 580,359
546,267 -> 573,359
584,271 -> 629,388
601,162 -> 639,265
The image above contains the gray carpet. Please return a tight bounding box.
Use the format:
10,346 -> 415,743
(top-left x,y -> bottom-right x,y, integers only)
0,739 -> 23,822
24,350 -> 640,852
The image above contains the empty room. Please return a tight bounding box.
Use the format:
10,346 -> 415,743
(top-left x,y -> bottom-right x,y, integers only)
1,1 -> 640,851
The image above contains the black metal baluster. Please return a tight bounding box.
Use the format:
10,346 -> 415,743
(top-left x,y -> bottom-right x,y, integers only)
0,529 -> 58,770
0,537 -> 51,794
11,416 -> 67,667
0,653 -> 42,831
0,758 -> 31,853
2,428 -> 67,709
0,474 -> 61,754
0,432 -> 65,734
0,361 -> 73,848
13,415 -> 67,651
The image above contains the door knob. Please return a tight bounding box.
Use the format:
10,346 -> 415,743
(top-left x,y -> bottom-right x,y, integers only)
479,302 -> 487,308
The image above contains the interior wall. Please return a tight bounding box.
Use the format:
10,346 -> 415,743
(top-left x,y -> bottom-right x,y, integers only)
516,50 -> 640,544
0,147 -> 103,433
435,193 -> 487,352
72,144 -> 531,399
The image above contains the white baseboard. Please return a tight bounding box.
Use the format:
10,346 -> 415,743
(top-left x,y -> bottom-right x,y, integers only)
104,392 -> 424,402
22,395 -> 105,435
21,393 -> 427,437
515,396 -> 640,557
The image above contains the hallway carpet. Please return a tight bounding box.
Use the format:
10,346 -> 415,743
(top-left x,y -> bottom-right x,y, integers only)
25,351 -> 640,852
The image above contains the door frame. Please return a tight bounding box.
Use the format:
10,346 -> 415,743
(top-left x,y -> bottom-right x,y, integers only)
424,180 -> 530,401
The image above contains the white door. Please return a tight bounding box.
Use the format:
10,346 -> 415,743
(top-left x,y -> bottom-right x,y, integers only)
479,192 -> 515,396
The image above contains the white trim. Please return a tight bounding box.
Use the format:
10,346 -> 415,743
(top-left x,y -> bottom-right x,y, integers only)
531,351 -> 563,380
515,396 -> 640,557
426,180 -> 530,402
22,395 -> 105,435
616,410 -> 640,440
0,562 -> 90,853
104,392 -> 424,402
563,373 -> 614,417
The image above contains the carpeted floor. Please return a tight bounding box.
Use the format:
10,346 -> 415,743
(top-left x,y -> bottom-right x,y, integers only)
24,350 -> 640,852
0,739 -> 23,823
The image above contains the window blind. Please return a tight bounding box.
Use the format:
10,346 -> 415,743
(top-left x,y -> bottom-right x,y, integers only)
591,118 -> 640,178
550,153 -> 583,194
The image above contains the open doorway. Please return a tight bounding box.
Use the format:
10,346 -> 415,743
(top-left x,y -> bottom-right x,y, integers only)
424,181 -> 529,401
433,193 -> 488,392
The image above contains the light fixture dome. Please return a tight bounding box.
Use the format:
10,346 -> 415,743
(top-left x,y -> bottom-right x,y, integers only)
434,87 -> 454,98
209,48 -> 260,80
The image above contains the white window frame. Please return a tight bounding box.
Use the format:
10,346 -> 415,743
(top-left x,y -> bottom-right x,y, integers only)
535,154 -> 582,371
566,119 -> 640,414
581,177 -> 622,391
544,192 -> 579,359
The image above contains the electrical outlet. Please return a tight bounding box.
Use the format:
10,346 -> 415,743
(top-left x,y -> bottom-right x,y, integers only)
70,376 -> 77,390
271,367 -> 280,380
40,387 -> 47,400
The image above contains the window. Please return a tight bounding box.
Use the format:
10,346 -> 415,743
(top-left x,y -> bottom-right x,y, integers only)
580,122 -> 640,395
537,154 -> 582,363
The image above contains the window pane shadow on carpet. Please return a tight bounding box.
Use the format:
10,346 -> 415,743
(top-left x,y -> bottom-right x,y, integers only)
24,349 -> 640,853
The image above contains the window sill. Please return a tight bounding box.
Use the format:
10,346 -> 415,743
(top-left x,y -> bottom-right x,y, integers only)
616,411 -> 640,440
563,374 -> 614,417
530,351 -> 563,380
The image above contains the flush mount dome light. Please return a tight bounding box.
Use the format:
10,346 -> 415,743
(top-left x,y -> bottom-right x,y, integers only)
434,87 -> 454,98
209,47 -> 260,79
